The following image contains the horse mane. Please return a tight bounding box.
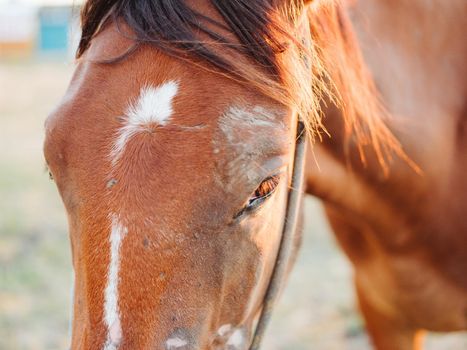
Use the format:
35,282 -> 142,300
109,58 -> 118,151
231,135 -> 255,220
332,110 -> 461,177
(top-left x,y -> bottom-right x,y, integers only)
77,0 -> 409,172
308,3 -> 417,172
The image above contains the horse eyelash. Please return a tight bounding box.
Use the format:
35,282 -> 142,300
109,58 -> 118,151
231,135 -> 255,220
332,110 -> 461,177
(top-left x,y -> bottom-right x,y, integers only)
254,175 -> 281,198
44,163 -> 54,180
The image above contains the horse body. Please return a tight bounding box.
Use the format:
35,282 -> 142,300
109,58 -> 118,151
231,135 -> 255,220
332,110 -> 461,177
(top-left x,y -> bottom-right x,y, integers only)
306,1 -> 467,348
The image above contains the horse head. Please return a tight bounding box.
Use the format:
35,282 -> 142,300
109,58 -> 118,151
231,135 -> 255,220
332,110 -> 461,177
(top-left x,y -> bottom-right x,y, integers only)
44,1 -> 316,349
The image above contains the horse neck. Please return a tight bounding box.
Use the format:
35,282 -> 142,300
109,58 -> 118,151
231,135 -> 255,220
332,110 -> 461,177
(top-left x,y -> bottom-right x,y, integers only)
305,0 -> 467,212
309,0 -> 467,167
350,0 -> 467,119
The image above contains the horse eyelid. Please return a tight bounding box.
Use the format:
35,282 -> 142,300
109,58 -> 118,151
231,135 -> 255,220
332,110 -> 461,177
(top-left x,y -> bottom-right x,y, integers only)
233,173 -> 283,220
44,163 -> 54,181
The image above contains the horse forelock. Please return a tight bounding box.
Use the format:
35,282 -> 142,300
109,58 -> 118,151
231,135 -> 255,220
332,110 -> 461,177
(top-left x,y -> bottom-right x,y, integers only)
77,0 -> 324,138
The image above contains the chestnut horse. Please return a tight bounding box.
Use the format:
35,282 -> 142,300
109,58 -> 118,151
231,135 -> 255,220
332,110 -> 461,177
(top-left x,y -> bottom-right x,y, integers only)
306,1 -> 467,349
43,0 -> 466,350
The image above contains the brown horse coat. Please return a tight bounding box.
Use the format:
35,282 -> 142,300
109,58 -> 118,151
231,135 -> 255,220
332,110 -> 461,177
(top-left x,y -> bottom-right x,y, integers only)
44,0 -> 466,349
306,1 -> 467,349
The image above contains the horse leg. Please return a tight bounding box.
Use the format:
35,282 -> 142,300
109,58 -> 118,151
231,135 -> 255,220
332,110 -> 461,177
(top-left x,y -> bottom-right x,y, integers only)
356,281 -> 425,350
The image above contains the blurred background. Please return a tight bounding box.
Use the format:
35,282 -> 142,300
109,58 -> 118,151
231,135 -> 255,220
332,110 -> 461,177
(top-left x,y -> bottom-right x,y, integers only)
0,0 -> 466,349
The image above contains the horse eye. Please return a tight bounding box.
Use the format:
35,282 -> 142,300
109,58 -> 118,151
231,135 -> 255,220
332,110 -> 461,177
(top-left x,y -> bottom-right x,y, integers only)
235,175 -> 281,218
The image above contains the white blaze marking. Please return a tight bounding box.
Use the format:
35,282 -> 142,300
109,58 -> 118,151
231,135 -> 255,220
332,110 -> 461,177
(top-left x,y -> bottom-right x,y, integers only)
165,336 -> 188,349
219,105 -> 280,145
103,215 -> 127,349
214,104 -> 288,191
110,81 -> 179,164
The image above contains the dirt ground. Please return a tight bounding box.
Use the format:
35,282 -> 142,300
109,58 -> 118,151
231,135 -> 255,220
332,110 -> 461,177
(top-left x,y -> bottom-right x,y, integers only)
0,61 -> 465,349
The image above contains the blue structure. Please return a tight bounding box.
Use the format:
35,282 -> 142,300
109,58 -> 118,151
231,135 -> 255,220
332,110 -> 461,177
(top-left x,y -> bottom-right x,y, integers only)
38,6 -> 72,53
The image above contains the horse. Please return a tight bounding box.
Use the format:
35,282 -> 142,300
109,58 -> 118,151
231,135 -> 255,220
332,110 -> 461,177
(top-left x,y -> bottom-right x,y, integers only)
306,1 -> 467,349
43,1 -> 466,350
